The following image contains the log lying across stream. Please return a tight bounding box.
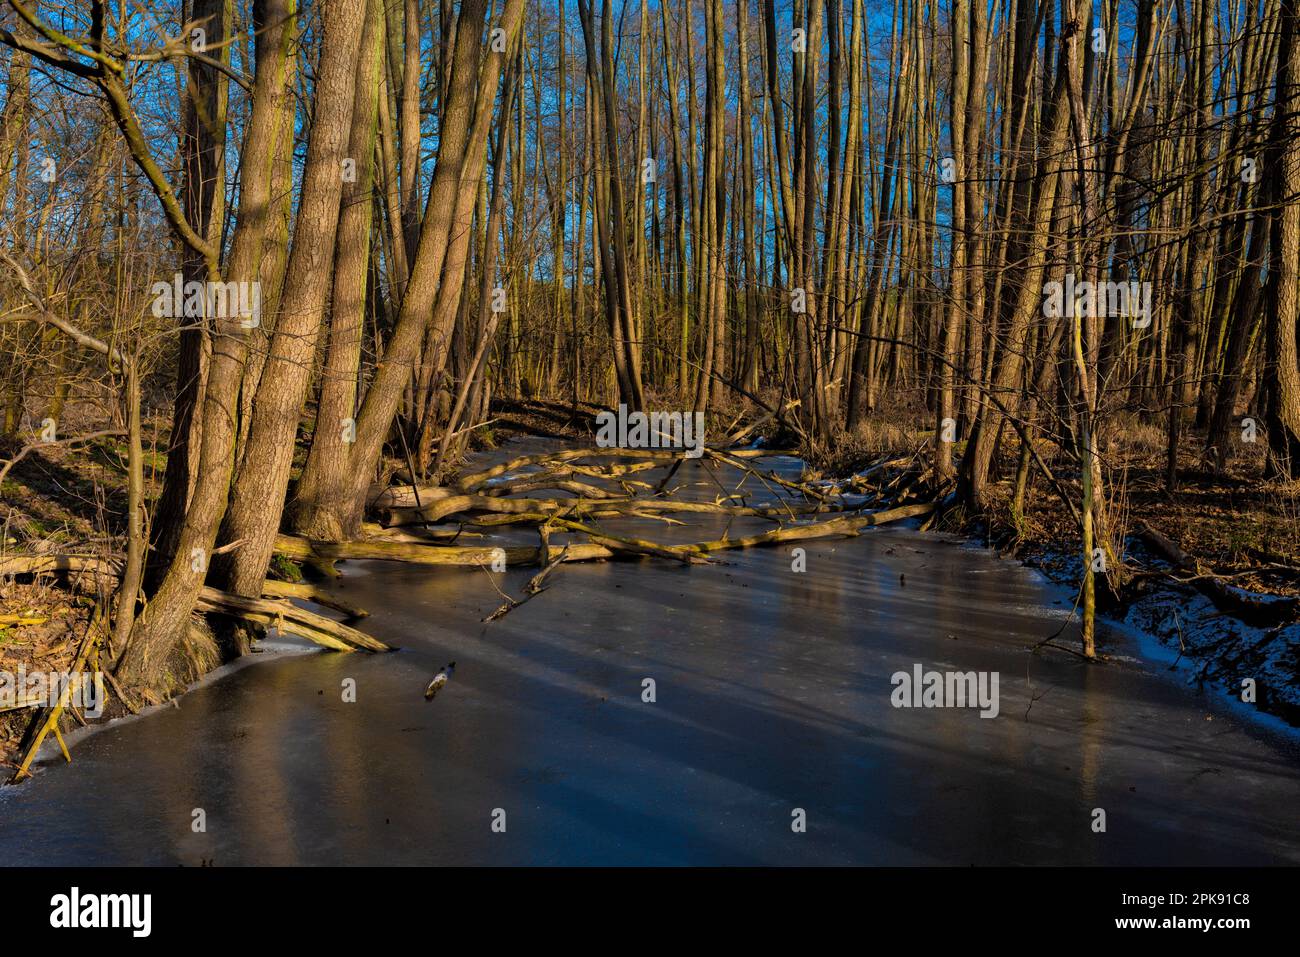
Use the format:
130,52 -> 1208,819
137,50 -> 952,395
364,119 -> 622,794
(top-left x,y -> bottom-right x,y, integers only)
274,442 -> 937,575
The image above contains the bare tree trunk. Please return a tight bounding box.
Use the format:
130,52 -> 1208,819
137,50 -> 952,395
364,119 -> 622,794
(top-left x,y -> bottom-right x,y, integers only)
213,0 -> 370,598
117,0 -> 299,691
289,0 -> 385,540
150,0 -> 230,577
578,0 -> 646,409
290,0 -> 523,540
1264,0 -> 1300,476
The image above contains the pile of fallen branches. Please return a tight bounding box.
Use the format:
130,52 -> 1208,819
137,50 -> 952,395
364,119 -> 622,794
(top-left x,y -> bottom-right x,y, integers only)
293,443 -> 940,580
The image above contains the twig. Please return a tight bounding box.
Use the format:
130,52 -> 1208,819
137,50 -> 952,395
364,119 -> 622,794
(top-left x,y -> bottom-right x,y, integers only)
483,546 -> 570,622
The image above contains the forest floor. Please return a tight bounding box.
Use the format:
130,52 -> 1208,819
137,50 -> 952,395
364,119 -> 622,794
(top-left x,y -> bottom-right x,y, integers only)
3,394 -> 1298,772
0,400 -> 145,767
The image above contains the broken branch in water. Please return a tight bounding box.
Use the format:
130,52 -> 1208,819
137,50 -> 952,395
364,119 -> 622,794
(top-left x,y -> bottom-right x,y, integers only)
194,588 -> 391,652
483,546 -> 571,622
260,579 -> 369,619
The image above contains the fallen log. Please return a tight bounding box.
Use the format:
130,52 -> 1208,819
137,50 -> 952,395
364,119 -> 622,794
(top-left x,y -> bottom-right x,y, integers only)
382,491 -> 863,527
378,447 -> 792,509
195,588 -> 390,652
504,478 -> 622,499
0,554 -> 120,582
275,532 -> 616,566
455,508 -> 658,528
565,460 -> 661,481
687,502 -> 937,554
359,521 -> 471,541
260,580 -> 369,619
369,485 -> 458,509
377,464 -> 654,509
279,501 -> 936,571
537,517 -> 708,564
453,447 -> 688,492
452,445 -> 789,495
1134,524 -> 1299,626
271,536 -> 341,579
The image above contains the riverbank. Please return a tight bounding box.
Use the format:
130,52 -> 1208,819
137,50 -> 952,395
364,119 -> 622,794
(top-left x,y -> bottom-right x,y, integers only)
3,398 -> 1298,777
3,444 -> 1298,864
799,407 -> 1300,729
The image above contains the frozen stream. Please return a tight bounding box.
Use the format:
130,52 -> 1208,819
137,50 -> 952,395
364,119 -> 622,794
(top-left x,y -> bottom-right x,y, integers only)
2,439 -> 1297,865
